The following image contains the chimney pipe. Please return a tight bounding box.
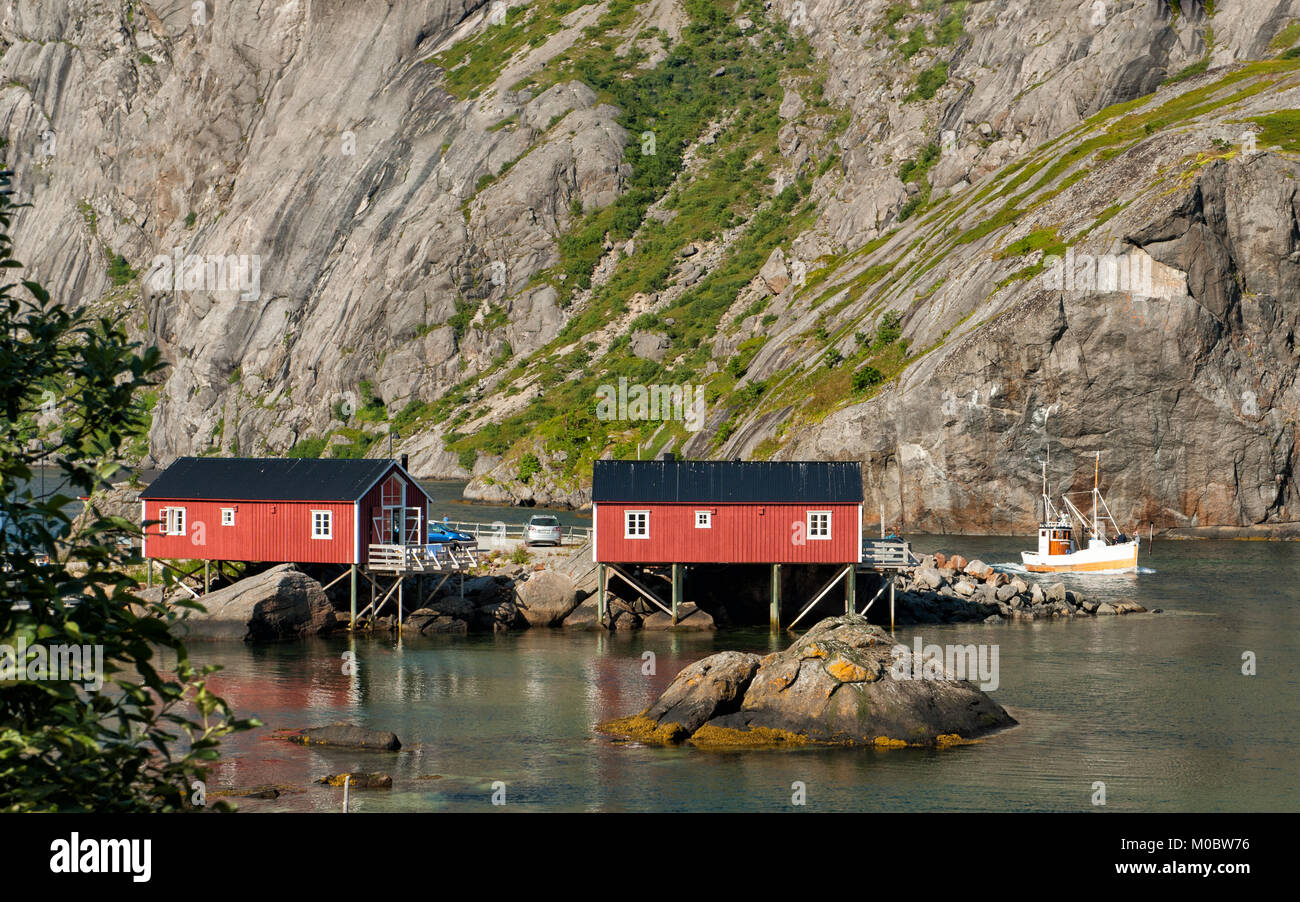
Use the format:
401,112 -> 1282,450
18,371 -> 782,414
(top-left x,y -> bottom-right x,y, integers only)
400,453 -> 409,471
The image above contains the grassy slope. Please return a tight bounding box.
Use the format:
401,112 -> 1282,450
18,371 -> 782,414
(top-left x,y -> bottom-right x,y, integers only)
286,2 -> 1300,498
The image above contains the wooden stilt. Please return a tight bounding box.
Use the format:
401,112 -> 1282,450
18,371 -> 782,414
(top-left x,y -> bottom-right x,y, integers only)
606,564 -> 673,618
598,563 -> 607,624
671,563 -> 681,625
320,568 -> 351,592
890,580 -> 895,634
770,563 -> 781,633
147,558 -> 153,589
846,565 -> 856,614
203,560 -> 210,595
153,559 -> 202,600
350,565 -> 358,629
398,576 -> 404,626
787,565 -> 850,630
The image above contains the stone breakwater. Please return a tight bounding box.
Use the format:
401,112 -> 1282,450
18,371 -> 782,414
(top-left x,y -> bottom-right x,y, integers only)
892,552 -> 1150,625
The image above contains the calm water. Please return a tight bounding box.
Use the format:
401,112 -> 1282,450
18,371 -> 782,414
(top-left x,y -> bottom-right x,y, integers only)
182,535 -> 1300,812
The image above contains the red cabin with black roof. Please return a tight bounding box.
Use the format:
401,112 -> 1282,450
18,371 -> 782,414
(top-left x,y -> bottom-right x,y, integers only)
591,458 -> 863,565
139,457 -> 431,566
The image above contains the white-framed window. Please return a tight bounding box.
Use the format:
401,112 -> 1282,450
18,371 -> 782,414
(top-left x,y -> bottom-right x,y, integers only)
161,506 -> 186,536
695,510 -> 711,529
808,510 -> 831,540
221,507 -> 235,526
625,510 -> 649,539
312,510 -> 333,540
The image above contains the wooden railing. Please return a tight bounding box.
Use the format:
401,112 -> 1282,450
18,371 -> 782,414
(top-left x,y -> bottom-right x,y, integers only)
367,544 -> 410,571
860,540 -> 915,569
367,543 -> 479,573
439,520 -> 592,543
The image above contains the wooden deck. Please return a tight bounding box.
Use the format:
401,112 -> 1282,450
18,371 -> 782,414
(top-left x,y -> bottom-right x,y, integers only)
366,543 -> 478,573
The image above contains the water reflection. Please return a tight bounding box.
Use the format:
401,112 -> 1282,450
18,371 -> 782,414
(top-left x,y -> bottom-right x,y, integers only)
170,537 -> 1297,812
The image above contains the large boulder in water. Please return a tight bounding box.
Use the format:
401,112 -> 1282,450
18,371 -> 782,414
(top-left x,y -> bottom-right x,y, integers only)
599,614 -> 1015,748
171,564 -> 336,641
601,651 -> 761,743
515,570 -> 583,627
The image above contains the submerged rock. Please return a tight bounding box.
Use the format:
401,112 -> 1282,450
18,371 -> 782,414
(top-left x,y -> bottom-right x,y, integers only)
212,784 -> 292,800
289,722 -> 402,751
317,772 -> 393,789
641,602 -> 715,631
561,598 -> 605,630
599,615 -> 1015,748
402,608 -> 469,635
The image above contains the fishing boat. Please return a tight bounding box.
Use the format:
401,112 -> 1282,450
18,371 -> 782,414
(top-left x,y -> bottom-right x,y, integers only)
1021,452 -> 1139,573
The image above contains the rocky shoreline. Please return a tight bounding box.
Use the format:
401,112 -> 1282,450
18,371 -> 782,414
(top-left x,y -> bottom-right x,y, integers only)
889,551 -> 1152,624
144,542 -> 1157,641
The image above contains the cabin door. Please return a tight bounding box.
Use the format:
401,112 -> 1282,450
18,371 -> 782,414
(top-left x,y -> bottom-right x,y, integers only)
372,475 -> 407,545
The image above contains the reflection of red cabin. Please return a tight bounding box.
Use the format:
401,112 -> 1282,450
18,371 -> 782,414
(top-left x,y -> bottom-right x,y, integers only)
591,459 -> 862,565
139,457 -> 431,565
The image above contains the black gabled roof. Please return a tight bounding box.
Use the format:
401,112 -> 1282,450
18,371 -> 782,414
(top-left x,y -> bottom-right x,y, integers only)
591,459 -> 862,504
138,457 -> 408,502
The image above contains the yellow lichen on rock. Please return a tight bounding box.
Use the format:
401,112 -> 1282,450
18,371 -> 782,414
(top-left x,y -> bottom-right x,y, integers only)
689,723 -> 811,748
872,736 -> 908,748
596,714 -> 689,745
825,655 -> 875,683
933,733 -> 976,748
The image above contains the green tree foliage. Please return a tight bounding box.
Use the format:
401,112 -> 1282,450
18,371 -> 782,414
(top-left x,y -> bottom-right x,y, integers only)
106,252 -> 136,287
852,365 -> 884,393
0,167 -> 254,812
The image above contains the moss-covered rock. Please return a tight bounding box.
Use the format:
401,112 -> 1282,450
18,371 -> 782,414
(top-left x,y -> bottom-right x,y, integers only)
598,615 -> 1016,749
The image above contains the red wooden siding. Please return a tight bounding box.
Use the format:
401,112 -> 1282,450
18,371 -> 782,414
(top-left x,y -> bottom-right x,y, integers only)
357,469 -> 433,556
594,502 -> 861,564
142,462 -> 433,565
143,499 -> 356,564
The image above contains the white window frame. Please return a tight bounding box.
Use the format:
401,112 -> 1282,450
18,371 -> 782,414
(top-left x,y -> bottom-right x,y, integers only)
807,510 -> 831,540
161,506 -> 186,536
312,510 -> 333,540
625,510 -> 649,539
221,507 -> 235,526
695,510 -> 711,529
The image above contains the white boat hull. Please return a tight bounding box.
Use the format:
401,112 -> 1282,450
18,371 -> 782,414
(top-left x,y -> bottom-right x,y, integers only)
1021,540 -> 1139,573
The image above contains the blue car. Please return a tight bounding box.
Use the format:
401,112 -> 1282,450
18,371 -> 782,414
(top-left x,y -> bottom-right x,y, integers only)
428,518 -> 477,550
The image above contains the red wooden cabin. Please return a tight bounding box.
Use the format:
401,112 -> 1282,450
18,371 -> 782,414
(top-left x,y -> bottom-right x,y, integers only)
139,457 -> 431,566
592,458 -> 863,565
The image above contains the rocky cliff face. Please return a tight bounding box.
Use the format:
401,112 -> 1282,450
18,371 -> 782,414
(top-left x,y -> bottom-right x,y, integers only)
4,0 -> 1298,535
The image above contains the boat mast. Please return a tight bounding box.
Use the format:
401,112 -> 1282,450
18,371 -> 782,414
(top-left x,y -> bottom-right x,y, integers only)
1042,407 -> 1051,523
1093,451 -> 1100,538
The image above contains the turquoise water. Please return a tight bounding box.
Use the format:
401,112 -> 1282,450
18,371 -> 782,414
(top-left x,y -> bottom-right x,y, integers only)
180,535 -> 1298,812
